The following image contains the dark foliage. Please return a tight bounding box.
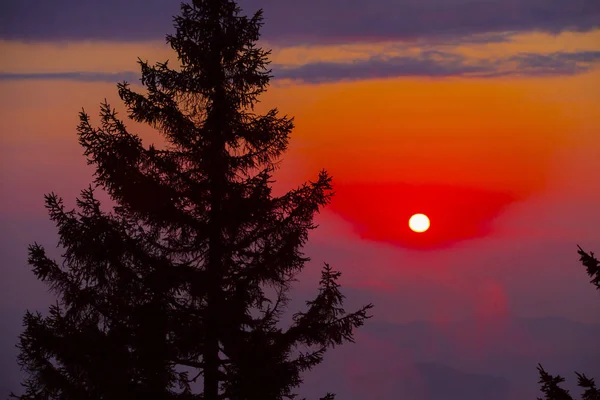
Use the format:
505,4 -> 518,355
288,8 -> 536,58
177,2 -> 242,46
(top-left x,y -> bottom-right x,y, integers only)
536,246 -> 600,400
10,1 -> 373,399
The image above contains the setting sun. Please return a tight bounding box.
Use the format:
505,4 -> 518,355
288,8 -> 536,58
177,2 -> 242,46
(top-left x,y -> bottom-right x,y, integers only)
409,213 -> 430,233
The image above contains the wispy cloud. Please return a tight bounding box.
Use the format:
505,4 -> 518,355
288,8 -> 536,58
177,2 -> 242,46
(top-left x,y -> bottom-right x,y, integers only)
273,51 -> 492,83
1,0 -> 598,46
2,50 -> 599,85
272,50 -> 600,84
508,51 -> 600,76
0,71 -> 140,83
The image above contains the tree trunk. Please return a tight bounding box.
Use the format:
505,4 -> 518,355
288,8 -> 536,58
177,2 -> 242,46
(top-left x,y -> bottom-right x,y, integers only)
204,15 -> 227,394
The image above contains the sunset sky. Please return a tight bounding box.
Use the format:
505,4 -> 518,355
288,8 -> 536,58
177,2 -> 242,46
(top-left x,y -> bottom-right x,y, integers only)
1,0 -> 600,398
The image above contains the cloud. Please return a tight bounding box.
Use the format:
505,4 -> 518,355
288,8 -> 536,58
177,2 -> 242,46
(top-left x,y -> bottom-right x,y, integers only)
2,50 -> 599,85
258,0 -> 600,46
508,50 -> 600,75
1,0 -> 598,45
273,52 -> 491,83
0,0 -> 178,42
272,50 -> 600,83
0,71 -> 140,83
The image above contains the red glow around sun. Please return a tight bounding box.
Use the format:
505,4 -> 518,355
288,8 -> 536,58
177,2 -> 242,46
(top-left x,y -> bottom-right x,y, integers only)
329,182 -> 517,249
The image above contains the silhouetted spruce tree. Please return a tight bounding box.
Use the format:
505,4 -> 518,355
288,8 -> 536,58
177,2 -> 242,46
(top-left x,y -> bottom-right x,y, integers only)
10,1 -> 372,399
536,246 -> 600,400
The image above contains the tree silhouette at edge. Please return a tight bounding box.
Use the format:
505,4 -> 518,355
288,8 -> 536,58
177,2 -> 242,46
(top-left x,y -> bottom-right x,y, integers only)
537,246 -> 600,400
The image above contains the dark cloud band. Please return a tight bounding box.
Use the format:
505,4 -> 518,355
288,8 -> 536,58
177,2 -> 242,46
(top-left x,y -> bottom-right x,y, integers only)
1,0 -> 598,45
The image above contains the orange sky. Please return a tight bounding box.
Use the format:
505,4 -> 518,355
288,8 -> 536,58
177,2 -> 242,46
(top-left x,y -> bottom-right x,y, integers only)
2,32 -> 600,250
1,28 -> 600,299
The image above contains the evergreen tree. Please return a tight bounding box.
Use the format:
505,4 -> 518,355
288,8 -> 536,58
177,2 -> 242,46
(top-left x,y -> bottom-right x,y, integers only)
10,1 -> 373,398
536,246 -> 600,400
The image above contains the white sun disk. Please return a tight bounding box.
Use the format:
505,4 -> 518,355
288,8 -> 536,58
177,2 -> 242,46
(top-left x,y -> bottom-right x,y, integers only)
409,213 -> 430,233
